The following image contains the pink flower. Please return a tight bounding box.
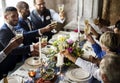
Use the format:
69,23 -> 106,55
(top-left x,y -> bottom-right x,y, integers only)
67,47 -> 73,53
66,39 -> 74,45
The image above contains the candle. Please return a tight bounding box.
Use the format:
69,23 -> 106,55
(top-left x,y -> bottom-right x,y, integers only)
78,16 -> 80,33
56,53 -> 64,67
78,16 -> 80,38
39,37 -> 42,61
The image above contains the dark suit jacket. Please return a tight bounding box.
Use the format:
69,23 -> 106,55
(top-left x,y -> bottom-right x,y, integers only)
0,24 -> 40,79
16,17 -> 38,45
17,17 -> 34,32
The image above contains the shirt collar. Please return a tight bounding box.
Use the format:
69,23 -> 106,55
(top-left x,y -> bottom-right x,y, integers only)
5,22 -> 15,31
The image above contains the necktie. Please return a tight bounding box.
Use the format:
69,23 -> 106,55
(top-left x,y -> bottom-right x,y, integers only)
26,19 -> 32,31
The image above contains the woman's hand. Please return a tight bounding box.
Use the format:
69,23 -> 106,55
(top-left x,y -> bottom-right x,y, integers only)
86,34 -> 96,44
60,49 -> 70,58
60,49 -> 77,63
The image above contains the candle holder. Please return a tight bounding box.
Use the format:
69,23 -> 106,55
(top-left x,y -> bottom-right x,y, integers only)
28,70 -> 36,82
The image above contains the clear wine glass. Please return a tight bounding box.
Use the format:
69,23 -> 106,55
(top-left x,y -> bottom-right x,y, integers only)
15,29 -> 23,38
51,20 -> 57,33
41,35 -> 48,44
58,4 -> 64,12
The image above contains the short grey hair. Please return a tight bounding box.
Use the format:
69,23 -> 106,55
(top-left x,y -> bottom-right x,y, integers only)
100,54 -> 120,83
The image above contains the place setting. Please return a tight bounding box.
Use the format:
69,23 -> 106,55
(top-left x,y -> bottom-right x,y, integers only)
0,76 -> 24,83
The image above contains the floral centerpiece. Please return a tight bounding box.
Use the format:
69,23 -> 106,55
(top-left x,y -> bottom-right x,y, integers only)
52,35 -> 84,66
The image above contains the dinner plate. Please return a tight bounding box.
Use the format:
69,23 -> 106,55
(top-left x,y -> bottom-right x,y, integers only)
25,56 -> 42,66
66,68 -> 92,82
7,76 -> 23,83
70,68 -> 90,79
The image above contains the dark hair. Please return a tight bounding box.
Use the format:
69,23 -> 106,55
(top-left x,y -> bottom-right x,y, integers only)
16,1 -> 28,10
115,20 -> 120,30
4,6 -> 17,14
99,18 -> 110,26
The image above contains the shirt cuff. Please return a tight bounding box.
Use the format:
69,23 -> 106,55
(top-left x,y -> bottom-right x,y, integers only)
75,58 -> 81,66
38,30 -> 43,36
0,51 -> 7,63
30,45 -> 34,52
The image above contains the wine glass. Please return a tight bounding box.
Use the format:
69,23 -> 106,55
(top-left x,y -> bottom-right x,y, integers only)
15,29 -> 23,38
51,20 -> 57,33
41,35 -> 48,44
58,4 -> 65,21
84,20 -> 91,35
58,4 -> 64,12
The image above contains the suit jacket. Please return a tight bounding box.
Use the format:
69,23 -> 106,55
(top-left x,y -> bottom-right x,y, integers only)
16,17 -> 38,45
17,17 -> 34,32
0,24 -> 40,79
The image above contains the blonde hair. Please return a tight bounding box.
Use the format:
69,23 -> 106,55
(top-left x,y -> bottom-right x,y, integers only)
99,31 -> 119,52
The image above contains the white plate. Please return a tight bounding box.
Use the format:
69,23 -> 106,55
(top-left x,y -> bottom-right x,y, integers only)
25,57 -> 42,66
7,76 -> 23,83
70,68 -> 90,79
66,68 -> 92,82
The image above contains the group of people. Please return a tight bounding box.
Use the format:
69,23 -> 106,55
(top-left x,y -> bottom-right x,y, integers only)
0,0 -> 65,79
61,20 -> 120,83
0,0 -> 120,83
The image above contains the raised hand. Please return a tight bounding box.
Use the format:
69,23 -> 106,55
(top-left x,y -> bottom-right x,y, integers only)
9,36 -> 23,50
85,34 -> 96,44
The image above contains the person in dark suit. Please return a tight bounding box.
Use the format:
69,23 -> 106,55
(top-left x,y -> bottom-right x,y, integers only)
0,36 -> 23,63
16,1 -> 34,32
16,1 -> 57,45
16,1 -> 56,42
30,0 -> 65,40
0,6 -> 54,79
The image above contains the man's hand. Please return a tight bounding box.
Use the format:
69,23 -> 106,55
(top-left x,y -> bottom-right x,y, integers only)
9,36 -> 23,49
86,34 -> 96,44
31,43 -> 39,56
89,55 -> 101,66
4,36 -> 23,55
59,11 -> 65,20
39,21 -> 57,34
31,42 -> 47,56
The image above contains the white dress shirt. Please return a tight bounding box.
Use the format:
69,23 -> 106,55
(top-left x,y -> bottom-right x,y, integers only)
49,9 -> 65,23
75,58 -> 102,81
37,9 -> 65,23
0,51 -> 7,63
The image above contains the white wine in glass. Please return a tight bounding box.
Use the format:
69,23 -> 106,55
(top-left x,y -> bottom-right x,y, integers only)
15,29 -> 23,38
58,4 -> 64,12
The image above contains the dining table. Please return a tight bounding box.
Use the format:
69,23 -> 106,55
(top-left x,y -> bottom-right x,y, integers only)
0,31 -> 99,83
